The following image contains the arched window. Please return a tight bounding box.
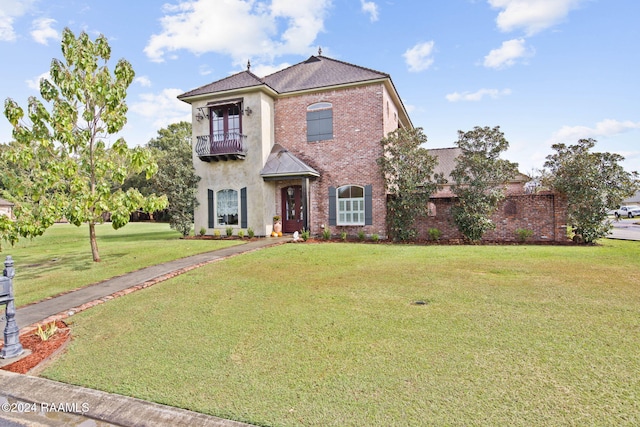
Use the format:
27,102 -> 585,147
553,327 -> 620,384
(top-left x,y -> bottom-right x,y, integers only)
337,185 -> 365,225
307,102 -> 333,142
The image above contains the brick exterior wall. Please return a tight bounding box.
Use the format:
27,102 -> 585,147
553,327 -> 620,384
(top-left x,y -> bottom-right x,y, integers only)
415,192 -> 569,243
274,84 -> 394,238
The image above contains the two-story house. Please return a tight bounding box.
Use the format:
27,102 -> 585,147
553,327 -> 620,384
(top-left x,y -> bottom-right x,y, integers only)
178,54 -> 411,238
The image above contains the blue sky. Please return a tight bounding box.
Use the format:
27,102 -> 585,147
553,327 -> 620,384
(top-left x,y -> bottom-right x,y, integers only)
1,0 -> 638,174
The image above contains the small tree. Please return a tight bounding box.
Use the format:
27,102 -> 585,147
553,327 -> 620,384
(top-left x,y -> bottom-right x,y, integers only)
450,126 -> 518,242
543,138 -> 638,243
377,127 -> 441,240
2,28 -> 167,261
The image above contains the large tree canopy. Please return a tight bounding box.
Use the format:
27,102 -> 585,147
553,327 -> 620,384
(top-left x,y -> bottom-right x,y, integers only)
1,28 -> 167,260
450,126 -> 519,242
377,127 -> 441,241
543,138 -> 638,243
147,122 -> 199,237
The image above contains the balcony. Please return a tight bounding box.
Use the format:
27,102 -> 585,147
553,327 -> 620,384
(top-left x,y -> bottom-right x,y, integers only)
195,132 -> 247,162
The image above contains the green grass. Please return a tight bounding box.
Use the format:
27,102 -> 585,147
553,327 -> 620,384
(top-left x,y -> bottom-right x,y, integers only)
42,239 -> 640,426
1,222 -> 241,307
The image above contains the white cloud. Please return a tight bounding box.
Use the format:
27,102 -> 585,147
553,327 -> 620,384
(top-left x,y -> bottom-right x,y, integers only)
446,88 -> 512,102
25,72 -> 50,90
488,0 -> 586,35
250,61 -> 290,78
0,0 -> 37,41
403,41 -> 435,72
550,119 -> 640,142
144,0 -> 331,67
130,88 -> 192,130
361,0 -> 379,22
483,38 -> 532,69
30,17 -> 59,45
134,76 -> 152,87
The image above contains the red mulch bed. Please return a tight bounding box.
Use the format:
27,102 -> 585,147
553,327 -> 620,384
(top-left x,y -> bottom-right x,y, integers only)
0,320 -> 70,374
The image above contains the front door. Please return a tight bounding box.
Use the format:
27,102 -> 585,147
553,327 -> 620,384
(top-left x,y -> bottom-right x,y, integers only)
282,186 -> 303,233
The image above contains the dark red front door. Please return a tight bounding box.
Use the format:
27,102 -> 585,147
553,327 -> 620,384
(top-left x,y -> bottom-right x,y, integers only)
282,186 -> 303,233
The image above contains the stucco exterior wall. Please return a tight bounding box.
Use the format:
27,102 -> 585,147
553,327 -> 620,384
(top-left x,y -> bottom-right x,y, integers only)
192,91 -> 277,236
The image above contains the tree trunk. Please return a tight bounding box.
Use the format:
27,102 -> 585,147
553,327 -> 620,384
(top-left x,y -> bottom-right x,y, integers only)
89,222 -> 101,262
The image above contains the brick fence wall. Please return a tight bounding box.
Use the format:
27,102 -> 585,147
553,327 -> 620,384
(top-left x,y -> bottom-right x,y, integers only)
415,192 -> 569,243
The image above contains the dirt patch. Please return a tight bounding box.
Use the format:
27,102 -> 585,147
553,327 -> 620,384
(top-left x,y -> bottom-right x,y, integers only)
1,320 -> 70,374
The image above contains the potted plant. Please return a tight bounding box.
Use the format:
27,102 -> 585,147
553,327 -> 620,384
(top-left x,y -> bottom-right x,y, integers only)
273,215 -> 282,235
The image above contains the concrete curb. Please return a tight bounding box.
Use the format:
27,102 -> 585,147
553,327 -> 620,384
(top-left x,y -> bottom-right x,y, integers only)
0,369 -> 255,426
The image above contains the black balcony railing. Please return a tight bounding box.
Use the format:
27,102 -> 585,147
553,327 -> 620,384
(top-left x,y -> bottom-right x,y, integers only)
195,132 -> 247,161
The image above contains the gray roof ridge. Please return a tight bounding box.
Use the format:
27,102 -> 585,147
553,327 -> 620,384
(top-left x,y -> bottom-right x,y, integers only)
314,55 -> 389,79
178,70 -> 264,99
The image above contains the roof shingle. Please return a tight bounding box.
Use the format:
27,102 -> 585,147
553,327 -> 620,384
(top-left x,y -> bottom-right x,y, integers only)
179,55 -> 389,100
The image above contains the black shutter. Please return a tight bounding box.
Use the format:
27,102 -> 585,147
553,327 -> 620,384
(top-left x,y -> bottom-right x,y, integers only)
207,189 -> 215,228
328,186 -> 336,226
240,187 -> 247,228
364,185 -> 373,225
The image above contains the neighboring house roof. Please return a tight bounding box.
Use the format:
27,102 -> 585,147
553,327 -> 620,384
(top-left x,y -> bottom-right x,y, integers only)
428,147 -> 462,183
428,147 -> 529,184
260,144 -> 320,180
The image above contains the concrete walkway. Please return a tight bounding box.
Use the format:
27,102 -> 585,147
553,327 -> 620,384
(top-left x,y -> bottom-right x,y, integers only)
1,236 -> 289,427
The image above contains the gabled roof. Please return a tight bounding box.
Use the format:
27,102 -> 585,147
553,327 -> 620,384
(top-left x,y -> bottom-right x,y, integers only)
260,144 -> 320,180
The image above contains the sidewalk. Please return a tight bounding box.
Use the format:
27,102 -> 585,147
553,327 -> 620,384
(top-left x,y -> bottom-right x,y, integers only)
1,236 -> 288,427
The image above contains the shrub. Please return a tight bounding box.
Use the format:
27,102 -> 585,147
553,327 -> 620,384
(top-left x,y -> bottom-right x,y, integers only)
35,322 -> 58,341
371,233 -> 379,242
340,231 -> 348,241
428,228 -> 441,241
516,228 -> 534,242
357,230 -> 365,241
301,229 -> 310,241
322,228 -> 331,240
237,230 -> 245,238
213,229 -> 221,238
247,228 -> 255,238
226,226 -> 233,237
199,226 -> 206,237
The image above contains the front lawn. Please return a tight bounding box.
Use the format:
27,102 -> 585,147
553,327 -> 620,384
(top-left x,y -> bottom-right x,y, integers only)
2,222 -> 241,307
43,240 -> 640,426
